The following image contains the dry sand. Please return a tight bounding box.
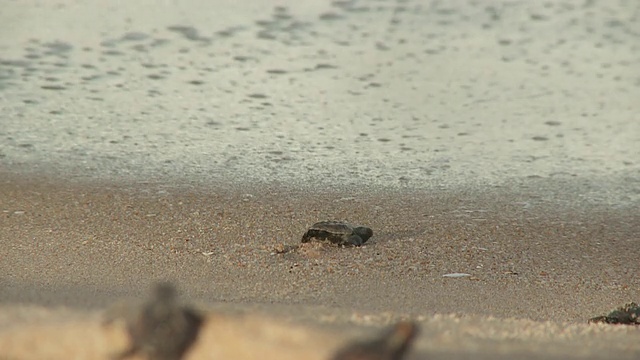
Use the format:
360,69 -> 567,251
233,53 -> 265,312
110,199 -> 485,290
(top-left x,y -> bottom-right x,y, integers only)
1,173 -> 638,359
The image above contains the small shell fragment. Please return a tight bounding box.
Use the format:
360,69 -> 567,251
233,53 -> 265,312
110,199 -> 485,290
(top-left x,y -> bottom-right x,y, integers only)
442,273 -> 471,278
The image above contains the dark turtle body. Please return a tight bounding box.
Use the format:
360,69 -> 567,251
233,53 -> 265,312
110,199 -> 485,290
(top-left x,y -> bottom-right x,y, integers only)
302,221 -> 373,246
332,321 -> 419,360
588,302 -> 640,325
114,283 -> 204,360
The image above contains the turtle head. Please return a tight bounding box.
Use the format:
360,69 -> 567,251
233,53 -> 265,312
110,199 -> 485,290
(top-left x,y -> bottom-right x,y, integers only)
153,282 -> 177,303
354,226 -> 373,243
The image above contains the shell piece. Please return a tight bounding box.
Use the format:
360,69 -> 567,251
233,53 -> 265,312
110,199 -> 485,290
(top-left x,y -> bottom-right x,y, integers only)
332,321 -> 419,360
442,273 -> 471,278
301,221 -> 373,246
588,302 -> 640,325
111,283 -> 204,360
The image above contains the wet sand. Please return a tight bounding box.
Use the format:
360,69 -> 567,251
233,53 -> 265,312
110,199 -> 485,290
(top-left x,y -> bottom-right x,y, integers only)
1,172 -> 639,359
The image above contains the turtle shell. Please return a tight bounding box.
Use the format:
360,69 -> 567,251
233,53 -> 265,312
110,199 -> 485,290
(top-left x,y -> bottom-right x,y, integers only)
301,221 -> 373,246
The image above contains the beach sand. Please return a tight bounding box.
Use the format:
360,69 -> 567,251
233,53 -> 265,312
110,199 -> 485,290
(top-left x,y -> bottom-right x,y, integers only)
1,173 -> 638,359
1,0 -> 639,357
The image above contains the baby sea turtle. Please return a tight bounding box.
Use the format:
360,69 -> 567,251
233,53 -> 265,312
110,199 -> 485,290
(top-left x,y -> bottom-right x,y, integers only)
112,282 -> 204,360
588,302 -> 640,325
302,221 -> 373,246
332,321 -> 419,360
